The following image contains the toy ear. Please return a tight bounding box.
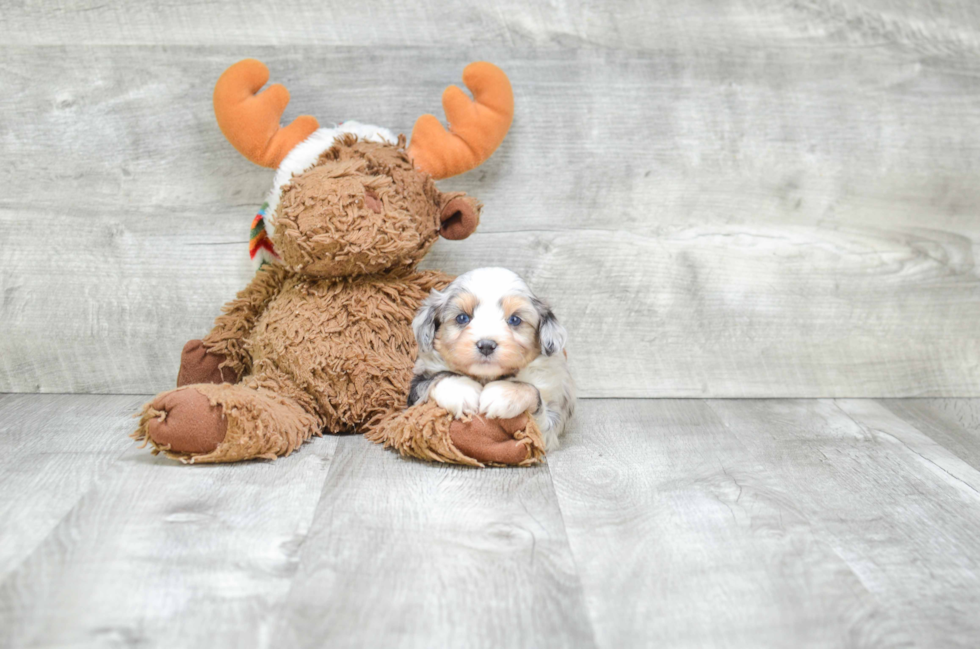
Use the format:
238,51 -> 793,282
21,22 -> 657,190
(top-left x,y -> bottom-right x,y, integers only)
534,299 -> 567,356
413,290 -> 445,352
440,196 -> 480,240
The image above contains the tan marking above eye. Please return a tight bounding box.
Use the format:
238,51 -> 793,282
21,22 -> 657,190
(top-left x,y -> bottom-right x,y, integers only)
455,292 -> 479,315
501,295 -> 532,320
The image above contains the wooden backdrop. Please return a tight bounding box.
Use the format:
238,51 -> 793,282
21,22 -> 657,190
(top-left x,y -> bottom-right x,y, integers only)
2,1 -> 979,397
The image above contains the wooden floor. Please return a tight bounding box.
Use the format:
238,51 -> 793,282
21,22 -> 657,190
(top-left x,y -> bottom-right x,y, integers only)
1,396 -> 979,648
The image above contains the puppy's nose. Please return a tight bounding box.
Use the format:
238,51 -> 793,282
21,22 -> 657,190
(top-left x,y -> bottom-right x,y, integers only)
476,339 -> 498,356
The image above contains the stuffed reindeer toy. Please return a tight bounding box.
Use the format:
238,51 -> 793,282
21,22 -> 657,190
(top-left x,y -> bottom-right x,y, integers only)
133,59 -> 546,466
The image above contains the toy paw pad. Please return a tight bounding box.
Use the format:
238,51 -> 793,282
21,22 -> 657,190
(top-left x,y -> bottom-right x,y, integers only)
449,414 -> 534,465
144,388 -> 228,455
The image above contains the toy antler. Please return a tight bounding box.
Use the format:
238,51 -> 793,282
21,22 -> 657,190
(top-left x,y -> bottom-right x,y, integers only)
213,59 -> 320,168
407,62 -> 514,180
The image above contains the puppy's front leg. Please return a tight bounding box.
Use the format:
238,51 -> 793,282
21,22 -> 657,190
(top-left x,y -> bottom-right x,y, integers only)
479,381 -> 541,420
429,375 -> 483,418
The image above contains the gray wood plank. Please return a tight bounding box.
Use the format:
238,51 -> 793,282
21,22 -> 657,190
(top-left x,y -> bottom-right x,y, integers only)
3,46 -> 980,397
0,411 -> 339,649
3,0 -> 979,51
0,394 -> 140,580
6,46 -> 980,231
709,398 -> 980,648
547,398 -> 911,648
6,206 -> 979,398
878,398 -> 980,472
275,434 -> 595,649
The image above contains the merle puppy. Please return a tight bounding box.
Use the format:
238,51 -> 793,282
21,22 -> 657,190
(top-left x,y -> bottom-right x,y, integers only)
409,267 -> 575,450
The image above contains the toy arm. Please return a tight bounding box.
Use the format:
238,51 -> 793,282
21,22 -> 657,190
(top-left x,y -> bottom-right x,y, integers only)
201,264 -> 288,378
366,401 -> 546,468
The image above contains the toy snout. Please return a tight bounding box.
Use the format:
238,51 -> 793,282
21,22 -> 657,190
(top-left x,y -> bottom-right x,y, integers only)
270,158 -> 441,278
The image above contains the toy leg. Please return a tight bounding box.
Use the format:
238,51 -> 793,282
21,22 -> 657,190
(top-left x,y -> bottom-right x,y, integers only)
366,400 -> 546,467
133,377 -> 322,464
176,340 -> 240,386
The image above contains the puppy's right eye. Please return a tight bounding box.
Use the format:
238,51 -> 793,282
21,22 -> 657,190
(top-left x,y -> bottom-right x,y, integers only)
455,314 -> 470,325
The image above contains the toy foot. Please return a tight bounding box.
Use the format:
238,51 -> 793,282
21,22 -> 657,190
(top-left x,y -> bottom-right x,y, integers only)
144,387 -> 228,455
136,381 -> 321,464
450,414 -> 532,465
177,340 -> 238,387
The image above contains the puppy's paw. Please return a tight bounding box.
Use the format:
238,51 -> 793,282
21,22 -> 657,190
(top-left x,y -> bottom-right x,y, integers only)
431,375 -> 483,418
479,381 -> 540,420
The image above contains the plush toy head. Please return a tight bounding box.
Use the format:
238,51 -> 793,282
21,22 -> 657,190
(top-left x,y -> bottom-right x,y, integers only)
213,59 -> 513,277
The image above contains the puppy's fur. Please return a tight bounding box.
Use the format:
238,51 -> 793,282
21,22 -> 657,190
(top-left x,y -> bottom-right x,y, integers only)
409,267 -> 575,450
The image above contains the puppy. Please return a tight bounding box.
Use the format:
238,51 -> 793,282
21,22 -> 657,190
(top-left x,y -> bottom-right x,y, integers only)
408,267 -> 575,450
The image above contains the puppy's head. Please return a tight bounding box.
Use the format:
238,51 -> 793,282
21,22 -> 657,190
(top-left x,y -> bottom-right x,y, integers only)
413,267 -> 567,380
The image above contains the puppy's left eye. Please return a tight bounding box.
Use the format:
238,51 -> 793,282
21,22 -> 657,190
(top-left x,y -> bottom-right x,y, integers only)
507,315 -> 522,326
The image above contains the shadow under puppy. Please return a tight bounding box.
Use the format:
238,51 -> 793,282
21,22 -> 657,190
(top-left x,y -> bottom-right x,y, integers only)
409,267 -> 575,450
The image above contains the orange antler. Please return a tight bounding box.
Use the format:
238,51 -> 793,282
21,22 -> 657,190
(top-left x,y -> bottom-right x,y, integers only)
407,62 -> 514,180
213,59 -> 320,168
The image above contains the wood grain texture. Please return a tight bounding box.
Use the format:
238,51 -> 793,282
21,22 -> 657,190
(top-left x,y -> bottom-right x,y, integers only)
0,393 -> 139,581
5,207 -> 978,397
275,434 -> 595,649
709,398 -> 980,648
4,1 -> 980,397
0,398 -> 339,649
3,42 -> 980,396
879,398 -> 980,471
547,398 -> 912,648
3,0 -> 980,52
5,395 -> 980,646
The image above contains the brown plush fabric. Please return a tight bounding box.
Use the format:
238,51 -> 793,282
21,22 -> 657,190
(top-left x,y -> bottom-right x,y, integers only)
227,269 -> 447,435
134,380 -> 320,464
273,138 -> 443,278
136,137 -> 537,466
366,403 -> 546,468
176,340 -> 239,386
203,264 -> 289,378
365,400 -> 482,467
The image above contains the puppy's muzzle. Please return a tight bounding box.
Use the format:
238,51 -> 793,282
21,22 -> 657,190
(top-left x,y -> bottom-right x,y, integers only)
476,339 -> 498,357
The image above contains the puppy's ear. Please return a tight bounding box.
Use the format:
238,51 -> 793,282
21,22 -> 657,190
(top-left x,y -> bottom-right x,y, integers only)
413,290 -> 444,352
534,299 -> 567,356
